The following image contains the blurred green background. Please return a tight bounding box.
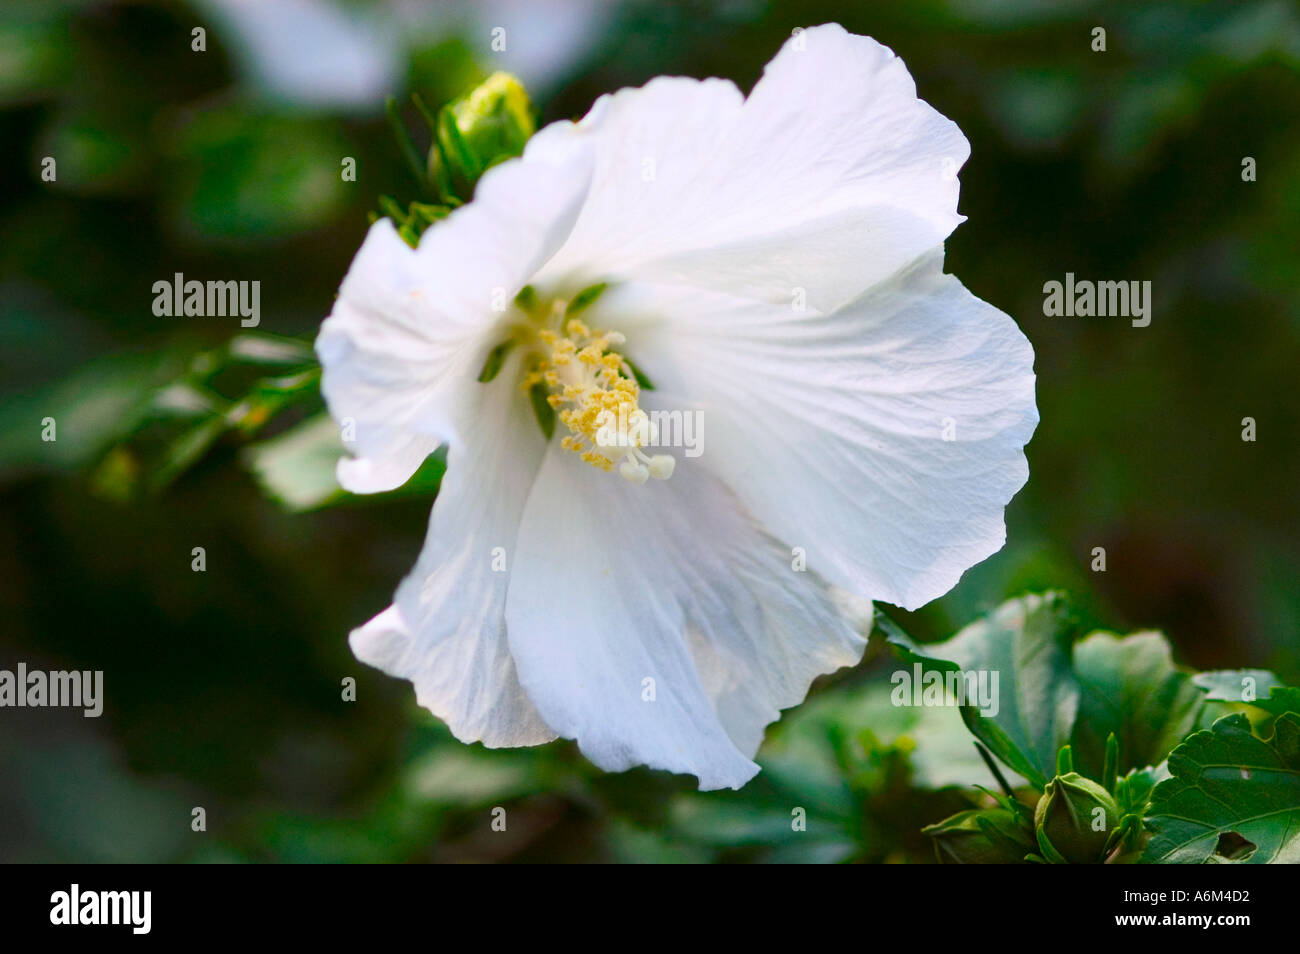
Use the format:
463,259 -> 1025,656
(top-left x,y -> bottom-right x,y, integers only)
1,0 -> 1297,863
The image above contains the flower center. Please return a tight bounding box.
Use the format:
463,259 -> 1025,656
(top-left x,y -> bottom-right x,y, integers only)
518,305 -> 674,484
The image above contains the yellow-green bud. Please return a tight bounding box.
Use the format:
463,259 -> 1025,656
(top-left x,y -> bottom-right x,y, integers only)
427,72 -> 535,204
451,72 -> 534,170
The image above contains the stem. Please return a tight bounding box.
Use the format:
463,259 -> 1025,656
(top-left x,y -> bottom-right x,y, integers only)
974,740 -> 1016,799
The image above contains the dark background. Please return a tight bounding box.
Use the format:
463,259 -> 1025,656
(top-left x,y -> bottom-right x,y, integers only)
1,0 -> 1296,862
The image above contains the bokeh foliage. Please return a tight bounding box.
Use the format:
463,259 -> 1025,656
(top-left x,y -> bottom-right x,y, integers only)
1,0 -> 1298,862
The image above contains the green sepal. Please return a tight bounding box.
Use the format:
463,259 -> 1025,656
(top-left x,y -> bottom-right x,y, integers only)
376,72 -> 534,241
514,284 -> 541,316
477,340 -> 517,383
1056,745 -> 1074,776
565,282 -> 608,318
1102,733 -> 1119,794
529,380 -> 555,440
623,356 -> 655,391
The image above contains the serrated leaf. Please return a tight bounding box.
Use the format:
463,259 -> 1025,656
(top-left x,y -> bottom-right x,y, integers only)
1143,712 -> 1300,863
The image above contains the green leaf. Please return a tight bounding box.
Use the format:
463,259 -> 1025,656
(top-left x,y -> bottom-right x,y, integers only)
403,746 -> 535,806
1115,764 -> 1167,818
1193,670 -> 1300,717
0,349 -> 184,476
75,336 -> 324,497
167,108 -> 350,241
37,104 -> 151,195
243,413 -> 447,512
0,9 -> 73,105
242,413 -> 347,512
1143,713 -> 1300,863
1071,631 -> 1205,779
776,677 -> 1019,793
605,820 -> 712,864
146,415 -> 227,492
1109,766 -> 1164,862
886,592 -> 1081,789
226,367 -> 322,437
225,333 -> 317,367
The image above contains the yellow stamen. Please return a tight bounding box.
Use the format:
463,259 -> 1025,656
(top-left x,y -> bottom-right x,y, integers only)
520,315 -> 672,482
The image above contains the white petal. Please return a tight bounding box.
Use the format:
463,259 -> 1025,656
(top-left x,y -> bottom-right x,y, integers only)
504,439 -> 866,790
534,23 -> 967,313
316,137 -> 592,493
352,357 -> 555,747
610,251 -> 1037,611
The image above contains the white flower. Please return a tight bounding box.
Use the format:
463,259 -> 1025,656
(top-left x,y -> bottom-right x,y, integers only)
316,24 -> 1037,790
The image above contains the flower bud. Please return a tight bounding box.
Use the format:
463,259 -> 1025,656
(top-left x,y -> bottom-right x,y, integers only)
1034,772 -> 1120,864
448,72 -> 534,174
924,808 -> 1035,864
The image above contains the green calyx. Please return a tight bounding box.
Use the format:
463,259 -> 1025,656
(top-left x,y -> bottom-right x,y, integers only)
376,72 -> 536,247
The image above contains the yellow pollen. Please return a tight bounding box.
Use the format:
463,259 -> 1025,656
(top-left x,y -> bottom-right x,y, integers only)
520,315 -> 673,482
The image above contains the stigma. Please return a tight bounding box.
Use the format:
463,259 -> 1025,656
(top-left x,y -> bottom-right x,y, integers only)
520,316 -> 675,483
